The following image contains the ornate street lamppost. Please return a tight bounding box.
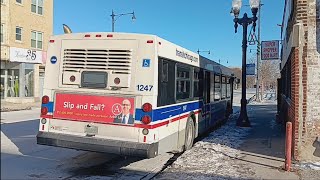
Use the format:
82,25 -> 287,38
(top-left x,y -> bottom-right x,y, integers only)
231,0 -> 260,127
111,10 -> 136,32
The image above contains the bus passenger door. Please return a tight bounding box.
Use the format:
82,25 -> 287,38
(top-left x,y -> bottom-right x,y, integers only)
203,71 -> 211,131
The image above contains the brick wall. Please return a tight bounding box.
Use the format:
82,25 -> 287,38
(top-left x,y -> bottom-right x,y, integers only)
305,0 -> 320,143
288,48 -> 300,160
290,0 -> 320,161
284,0 -> 320,161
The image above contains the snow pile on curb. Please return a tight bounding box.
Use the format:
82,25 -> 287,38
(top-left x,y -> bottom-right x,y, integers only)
296,162 -> 320,170
156,115 -> 255,180
0,107 -> 32,112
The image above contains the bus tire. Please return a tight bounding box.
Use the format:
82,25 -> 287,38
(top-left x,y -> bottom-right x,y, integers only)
184,117 -> 195,151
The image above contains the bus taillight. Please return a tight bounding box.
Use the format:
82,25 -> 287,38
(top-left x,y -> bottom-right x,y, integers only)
41,107 -> 48,115
141,115 -> 151,124
42,95 -> 49,104
142,103 -> 152,112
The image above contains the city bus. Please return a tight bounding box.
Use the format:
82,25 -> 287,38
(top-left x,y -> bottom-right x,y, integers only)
36,32 -> 235,158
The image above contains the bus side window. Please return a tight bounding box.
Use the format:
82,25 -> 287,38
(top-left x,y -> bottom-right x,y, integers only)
210,73 -> 215,102
158,58 -> 175,106
176,65 -> 191,101
221,76 -> 226,99
193,68 -> 203,99
193,68 -> 200,98
214,74 -> 221,101
162,61 -> 168,82
227,77 -> 231,98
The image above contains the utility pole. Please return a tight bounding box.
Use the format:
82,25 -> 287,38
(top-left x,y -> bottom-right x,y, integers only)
111,10 -> 115,32
256,2 -> 262,102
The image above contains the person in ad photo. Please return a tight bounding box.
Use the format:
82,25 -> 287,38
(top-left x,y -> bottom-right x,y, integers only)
114,99 -> 134,124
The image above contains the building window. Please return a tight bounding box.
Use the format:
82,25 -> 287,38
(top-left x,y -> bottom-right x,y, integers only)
16,27 -> 22,41
16,0 -> 22,4
1,0 -> 4,4
31,0 -> 43,15
31,31 -> 43,49
1,24 -> 4,43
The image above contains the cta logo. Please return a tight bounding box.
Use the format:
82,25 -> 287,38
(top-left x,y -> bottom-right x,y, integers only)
50,56 -> 57,64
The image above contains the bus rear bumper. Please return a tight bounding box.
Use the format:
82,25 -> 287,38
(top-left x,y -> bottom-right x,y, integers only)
36,132 -> 159,158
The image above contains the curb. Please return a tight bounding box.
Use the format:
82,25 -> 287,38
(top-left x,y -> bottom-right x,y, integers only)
247,94 -> 256,104
0,107 -> 32,112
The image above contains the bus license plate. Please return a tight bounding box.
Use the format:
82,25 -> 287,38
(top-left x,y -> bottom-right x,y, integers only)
84,125 -> 98,136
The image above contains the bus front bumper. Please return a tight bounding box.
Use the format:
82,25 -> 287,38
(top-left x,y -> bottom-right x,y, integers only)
36,132 -> 159,158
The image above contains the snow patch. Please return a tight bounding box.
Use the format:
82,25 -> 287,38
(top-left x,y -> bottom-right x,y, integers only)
296,162 -> 320,170
156,115 -> 255,179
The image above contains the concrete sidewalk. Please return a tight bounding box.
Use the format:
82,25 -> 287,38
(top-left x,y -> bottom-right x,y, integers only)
237,100 -> 320,180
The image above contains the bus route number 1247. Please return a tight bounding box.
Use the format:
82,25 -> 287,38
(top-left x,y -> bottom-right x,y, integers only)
137,85 -> 153,91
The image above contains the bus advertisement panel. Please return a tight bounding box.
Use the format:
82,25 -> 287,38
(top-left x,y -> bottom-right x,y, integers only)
53,93 -> 135,125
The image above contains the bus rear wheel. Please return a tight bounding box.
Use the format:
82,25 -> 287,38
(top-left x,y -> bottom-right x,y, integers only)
184,117 -> 195,151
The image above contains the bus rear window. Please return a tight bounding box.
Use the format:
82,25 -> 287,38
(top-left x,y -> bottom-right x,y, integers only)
81,71 -> 107,88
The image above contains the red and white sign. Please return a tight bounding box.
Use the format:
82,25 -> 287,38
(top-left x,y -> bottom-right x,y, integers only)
53,93 -> 135,124
261,40 -> 280,60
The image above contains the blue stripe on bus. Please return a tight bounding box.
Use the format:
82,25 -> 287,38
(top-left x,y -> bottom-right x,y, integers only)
42,102 -> 54,112
44,101 -> 202,121
135,101 -> 203,122
46,100 -> 227,123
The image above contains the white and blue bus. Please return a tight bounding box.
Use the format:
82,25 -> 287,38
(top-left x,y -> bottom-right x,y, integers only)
37,32 -> 235,158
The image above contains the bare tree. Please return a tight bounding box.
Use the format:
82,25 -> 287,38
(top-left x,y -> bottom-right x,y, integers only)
258,60 -> 280,99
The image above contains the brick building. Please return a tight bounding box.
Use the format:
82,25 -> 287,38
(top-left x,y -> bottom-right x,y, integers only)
1,0 -> 53,102
279,0 -> 320,161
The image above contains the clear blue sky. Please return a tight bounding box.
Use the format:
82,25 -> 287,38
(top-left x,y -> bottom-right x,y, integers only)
53,0 -> 284,67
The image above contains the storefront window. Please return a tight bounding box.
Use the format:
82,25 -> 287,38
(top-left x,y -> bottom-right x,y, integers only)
6,70 -> 20,97
1,69 -> 5,99
25,69 -> 34,97
1,61 -> 37,99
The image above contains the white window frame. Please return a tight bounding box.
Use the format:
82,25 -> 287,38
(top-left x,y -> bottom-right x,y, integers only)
15,26 -> 22,42
1,24 -> 4,44
16,0 -> 22,4
31,0 -> 43,15
31,31 -> 43,50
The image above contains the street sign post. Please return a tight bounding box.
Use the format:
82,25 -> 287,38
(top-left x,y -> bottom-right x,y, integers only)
246,63 -> 256,75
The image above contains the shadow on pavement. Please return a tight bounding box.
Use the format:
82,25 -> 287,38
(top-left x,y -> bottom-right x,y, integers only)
241,103 -> 286,159
1,119 -> 40,155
